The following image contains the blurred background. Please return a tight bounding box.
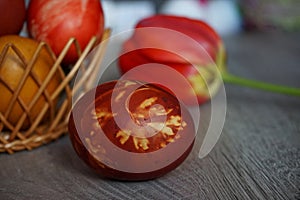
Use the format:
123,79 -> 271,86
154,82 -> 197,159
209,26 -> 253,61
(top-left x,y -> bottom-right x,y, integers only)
102,0 -> 300,36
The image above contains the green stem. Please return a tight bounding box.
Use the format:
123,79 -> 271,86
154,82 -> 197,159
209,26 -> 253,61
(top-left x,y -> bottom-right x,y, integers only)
221,72 -> 300,97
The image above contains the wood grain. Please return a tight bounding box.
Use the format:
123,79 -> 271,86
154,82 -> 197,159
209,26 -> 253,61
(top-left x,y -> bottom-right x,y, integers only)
1,32 -> 299,200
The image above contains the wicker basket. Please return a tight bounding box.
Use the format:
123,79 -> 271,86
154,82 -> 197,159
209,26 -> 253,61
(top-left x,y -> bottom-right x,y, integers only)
0,29 -> 111,154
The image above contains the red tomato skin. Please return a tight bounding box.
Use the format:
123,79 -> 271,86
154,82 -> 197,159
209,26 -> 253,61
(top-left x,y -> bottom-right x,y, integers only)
27,0 -> 104,64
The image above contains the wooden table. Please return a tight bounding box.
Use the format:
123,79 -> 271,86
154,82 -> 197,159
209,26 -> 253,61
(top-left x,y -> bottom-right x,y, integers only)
1,32 -> 299,200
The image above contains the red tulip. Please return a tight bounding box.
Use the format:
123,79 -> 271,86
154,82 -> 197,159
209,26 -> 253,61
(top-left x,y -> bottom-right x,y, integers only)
118,15 -> 226,105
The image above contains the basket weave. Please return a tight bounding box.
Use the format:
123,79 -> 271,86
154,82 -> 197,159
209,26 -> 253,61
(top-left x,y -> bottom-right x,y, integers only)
0,29 -> 111,154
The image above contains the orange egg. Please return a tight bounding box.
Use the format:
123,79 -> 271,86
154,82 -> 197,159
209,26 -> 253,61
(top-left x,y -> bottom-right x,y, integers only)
0,35 -> 63,130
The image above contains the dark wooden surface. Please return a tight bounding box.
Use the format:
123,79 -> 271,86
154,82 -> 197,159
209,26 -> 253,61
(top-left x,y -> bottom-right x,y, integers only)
1,32 -> 300,200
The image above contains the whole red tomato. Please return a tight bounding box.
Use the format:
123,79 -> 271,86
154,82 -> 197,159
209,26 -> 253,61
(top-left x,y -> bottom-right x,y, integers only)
27,0 -> 104,65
